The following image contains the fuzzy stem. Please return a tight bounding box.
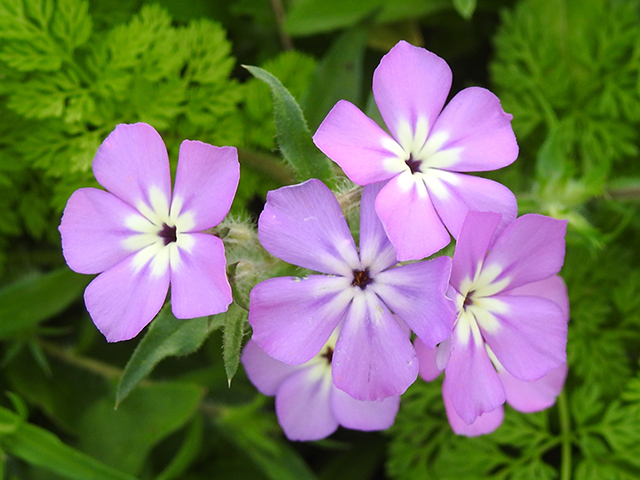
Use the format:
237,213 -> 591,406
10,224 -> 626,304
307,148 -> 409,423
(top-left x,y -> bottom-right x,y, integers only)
558,389 -> 572,480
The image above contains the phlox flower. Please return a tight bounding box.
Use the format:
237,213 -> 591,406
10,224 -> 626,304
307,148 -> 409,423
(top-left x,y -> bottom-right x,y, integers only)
248,179 -> 455,401
241,332 -> 400,441
415,211 -> 569,436
59,123 -> 239,342
313,40 -> 519,261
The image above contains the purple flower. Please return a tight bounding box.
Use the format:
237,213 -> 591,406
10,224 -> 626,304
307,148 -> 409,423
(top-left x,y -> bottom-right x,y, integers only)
313,40 -> 519,261
59,123 -> 239,342
242,333 -> 400,441
415,211 -> 569,436
248,179 -> 455,401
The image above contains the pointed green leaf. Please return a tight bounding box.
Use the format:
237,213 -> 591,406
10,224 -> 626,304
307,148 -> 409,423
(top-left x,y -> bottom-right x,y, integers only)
452,0 -> 476,19
116,306 -> 218,406
243,65 -> 334,185
222,302 -> 248,385
0,268 -> 90,338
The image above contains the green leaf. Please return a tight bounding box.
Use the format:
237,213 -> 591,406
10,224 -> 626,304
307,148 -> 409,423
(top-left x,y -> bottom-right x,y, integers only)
116,305 -> 217,406
0,268 -> 90,338
452,0 -> 476,19
0,405 -> 138,480
155,415 -> 203,480
284,0 -> 381,36
222,302 -> 248,385
78,382 -> 204,475
244,65 -> 334,185
302,25 -> 368,132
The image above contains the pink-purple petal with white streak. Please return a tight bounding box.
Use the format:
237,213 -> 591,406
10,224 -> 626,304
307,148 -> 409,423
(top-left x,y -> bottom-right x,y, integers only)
482,294 -> 567,382
426,172 -> 517,241
331,387 -> 400,431
449,211 -> 502,292
428,87 -> 518,172
332,293 -> 418,401
84,253 -> 170,342
258,179 -> 359,276
443,385 -> 505,436
313,101 -> 404,185
375,173 -> 450,261
373,257 -> 455,348
275,367 -> 337,441
501,363 -> 568,413
373,41 -> 452,144
248,275 -> 352,365
484,214 -> 567,291
59,188 -> 151,275
170,233 -> 232,319
92,123 -> 171,211
241,339 -> 301,396
359,182 -> 397,273
172,141 -> 239,231
444,330 -> 506,425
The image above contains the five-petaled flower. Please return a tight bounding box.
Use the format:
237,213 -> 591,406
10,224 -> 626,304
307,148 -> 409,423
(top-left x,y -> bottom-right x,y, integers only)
59,123 -> 240,342
248,178 -> 456,401
242,331 -> 400,441
415,211 -> 569,436
313,40 -> 519,261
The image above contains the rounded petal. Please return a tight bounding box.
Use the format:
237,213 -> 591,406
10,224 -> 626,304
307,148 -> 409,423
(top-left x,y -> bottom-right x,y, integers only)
172,141 -> 239,231
501,363 -> 567,413
275,367 -> 337,441
374,257 -> 456,348
332,292 -> 418,401
414,338 -> 443,382
425,170 -> 517,241
313,101 -> 405,185
373,41 -> 452,146
331,387 -> 400,431
84,252 -> 170,342
241,339 -> 300,396
359,182 -> 397,273
428,87 -> 518,172
375,172 -> 451,261
443,329 -> 506,425
443,385 -> 505,437
59,188 -> 152,274
169,233 -> 232,319
450,211 -> 502,292
506,275 -> 569,321
248,275 -> 352,365
485,214 -> 568,292
482,295 -> 567,381
93,123 -> 171,212
258,179 -> 359,276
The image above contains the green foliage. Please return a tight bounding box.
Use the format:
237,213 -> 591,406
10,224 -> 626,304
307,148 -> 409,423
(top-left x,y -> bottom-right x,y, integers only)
222,302 -> 249,385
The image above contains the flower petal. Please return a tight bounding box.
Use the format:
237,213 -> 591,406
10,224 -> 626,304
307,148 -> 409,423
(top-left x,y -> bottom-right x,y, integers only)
59,188 -> 150,274
427,87 -> 518,172
359,182 -> 397,273
169,233 -> 232,319
425,170 -> 517,241
258,179 -> 359,276
501,363 -> 567,413
93,123 -> 171,213
248,275 -> 352,364
241,339 -> 300,396
506,275 -> 569,321
450,211 -> 502,292
373,41 -> 452,147
375,172 -> 451,261
482,294 -> 567,381
84,252 -> 170,342
414,338 -> 443,382
275,367 -> 337,441
443,328 -> 505,425
313,100 -> 405,185
331,387 -> 400,431
485,214 -> 567,292
373,257 -> 456,348
332,292 -> 418,401
171,141 -> 239,231
443,385 -> 505,437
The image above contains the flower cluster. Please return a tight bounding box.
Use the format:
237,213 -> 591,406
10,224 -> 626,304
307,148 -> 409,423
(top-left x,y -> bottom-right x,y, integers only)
60,40 -> 568,441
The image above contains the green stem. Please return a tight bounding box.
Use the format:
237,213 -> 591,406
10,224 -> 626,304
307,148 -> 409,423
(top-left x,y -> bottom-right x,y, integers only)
558,389 -> 572,480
